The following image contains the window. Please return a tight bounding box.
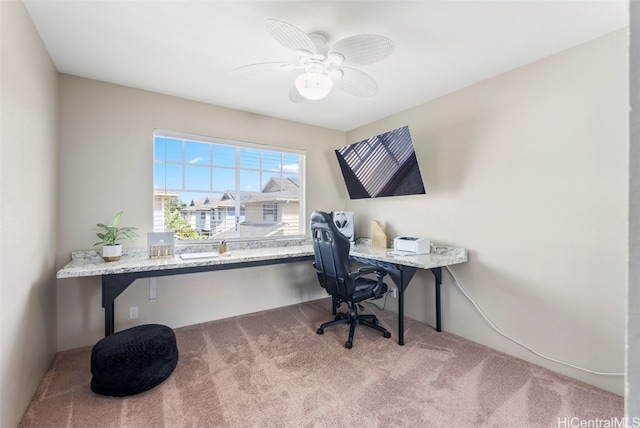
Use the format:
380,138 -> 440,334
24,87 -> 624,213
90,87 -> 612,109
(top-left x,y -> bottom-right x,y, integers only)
263,204 -> 278,222
154,129 -> 305,241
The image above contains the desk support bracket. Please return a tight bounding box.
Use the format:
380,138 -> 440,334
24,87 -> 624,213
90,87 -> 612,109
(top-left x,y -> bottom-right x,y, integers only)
102,272 -> 150,337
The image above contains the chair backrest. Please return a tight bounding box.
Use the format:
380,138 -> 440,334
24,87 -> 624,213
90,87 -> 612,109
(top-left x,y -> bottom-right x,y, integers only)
310,210 -> 353,300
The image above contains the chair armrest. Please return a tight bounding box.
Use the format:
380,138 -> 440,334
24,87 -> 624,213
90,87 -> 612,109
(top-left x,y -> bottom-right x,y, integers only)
348,266 -> 387,280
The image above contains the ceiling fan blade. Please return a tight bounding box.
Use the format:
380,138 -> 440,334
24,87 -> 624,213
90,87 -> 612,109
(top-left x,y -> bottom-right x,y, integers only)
329,35 -> 394,66
265,19 -> 317,55
233,62 -> 298,76
334,67 -> 378,97
288,85 -> 307,103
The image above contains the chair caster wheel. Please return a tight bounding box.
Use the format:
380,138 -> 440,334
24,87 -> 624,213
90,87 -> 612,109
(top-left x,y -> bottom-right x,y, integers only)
345,340 -> 353,349
317,328 -> 324,335
383,331 -> 391,339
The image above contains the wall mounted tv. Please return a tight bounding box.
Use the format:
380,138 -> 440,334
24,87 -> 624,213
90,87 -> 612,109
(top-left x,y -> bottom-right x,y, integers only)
335,125 -> 426,199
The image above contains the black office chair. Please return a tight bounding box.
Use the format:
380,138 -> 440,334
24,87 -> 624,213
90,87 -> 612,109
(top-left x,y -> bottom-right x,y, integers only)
311,210 -> 391,349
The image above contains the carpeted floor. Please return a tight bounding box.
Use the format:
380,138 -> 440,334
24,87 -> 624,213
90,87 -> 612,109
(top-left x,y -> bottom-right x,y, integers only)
19,298 -> 623,427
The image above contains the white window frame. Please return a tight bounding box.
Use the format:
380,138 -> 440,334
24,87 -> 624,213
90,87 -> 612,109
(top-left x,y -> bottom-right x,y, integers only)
153,129 -> 306,242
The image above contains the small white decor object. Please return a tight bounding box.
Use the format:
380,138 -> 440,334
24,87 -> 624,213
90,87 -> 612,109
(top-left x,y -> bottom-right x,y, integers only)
102,244 -> 122,262
147,232 -> 175,258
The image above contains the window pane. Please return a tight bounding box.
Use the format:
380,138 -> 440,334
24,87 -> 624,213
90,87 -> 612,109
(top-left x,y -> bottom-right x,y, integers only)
240,148 -> 260,169
185,141 -> 210,165
165,138 -> 183,162
154,130 -> 305,240
185,165 -> 211,191
212,167 -> 235,192
283,153 -> 301,174
282,174 -> 300,186
262,151 -> 281,172
261,174 -> 274,190
165,164 -> 183,190
213,144 -> 235,167
154,161 -> 166,189
154,137 -> 166,161
240,170 -> 260,192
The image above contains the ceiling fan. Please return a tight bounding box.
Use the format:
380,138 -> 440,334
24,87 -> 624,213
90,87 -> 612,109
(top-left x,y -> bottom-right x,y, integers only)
234,19 -> 394,102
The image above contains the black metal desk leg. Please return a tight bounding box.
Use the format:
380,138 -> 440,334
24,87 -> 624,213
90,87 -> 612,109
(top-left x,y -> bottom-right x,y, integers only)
431,267 -> 443,332
387,265 -> 415,346
102,276 -> 116,336
398,286 -> 405,346
105,303 -> 114,337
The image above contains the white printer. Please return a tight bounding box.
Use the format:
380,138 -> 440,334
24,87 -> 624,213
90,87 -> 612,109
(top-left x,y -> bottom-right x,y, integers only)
393,236 -> 431,254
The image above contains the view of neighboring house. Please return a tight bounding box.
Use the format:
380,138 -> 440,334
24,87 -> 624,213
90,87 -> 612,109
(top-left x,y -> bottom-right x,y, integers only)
152,190 -> 180,232
154,177 -> 301,239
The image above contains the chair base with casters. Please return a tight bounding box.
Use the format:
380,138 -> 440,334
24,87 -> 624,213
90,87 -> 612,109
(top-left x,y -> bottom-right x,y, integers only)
316,301 -> 391,349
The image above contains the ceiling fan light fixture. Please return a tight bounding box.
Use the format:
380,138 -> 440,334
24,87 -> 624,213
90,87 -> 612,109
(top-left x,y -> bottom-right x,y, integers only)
295,72 -> 333,100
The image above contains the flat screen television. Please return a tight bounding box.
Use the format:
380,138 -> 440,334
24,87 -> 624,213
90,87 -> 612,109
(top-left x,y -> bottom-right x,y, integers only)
335,125 -> 426,199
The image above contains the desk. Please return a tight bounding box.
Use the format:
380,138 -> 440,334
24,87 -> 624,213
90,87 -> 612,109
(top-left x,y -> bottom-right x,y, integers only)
57,241 -> 466,345
349,243 -> 467,345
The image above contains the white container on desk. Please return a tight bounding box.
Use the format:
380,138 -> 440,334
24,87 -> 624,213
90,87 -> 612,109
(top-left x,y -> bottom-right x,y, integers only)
393,237 -> 431,254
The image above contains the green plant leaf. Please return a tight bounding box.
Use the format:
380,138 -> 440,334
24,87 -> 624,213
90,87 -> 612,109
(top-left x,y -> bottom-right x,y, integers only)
112,211 -> 123,227
93,211 -> 137,246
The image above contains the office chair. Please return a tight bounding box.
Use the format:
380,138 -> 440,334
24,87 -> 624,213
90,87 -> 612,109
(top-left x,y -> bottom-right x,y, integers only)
310,210 -> 391,349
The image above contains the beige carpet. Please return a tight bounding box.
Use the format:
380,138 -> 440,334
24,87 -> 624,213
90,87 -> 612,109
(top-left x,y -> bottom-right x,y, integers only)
19,299 -> 623,427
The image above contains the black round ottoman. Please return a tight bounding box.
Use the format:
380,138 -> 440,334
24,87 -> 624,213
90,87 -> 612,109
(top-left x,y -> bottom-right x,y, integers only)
90,324 -> 179,397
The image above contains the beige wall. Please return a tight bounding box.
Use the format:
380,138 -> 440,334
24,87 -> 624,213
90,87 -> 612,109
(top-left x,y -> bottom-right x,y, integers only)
0,1 -> 59,427
347,30 -> 628,395
56,75 -> 346,351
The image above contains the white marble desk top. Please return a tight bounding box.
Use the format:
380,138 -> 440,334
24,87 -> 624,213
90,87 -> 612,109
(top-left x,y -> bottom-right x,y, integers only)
56,244 -> 314,279
351,243 -> 467,270
57,241 -> 467,279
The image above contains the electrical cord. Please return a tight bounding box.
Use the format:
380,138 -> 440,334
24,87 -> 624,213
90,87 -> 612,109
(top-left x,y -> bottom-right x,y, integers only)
445,266 -> 623,376
364,289 -> 389,311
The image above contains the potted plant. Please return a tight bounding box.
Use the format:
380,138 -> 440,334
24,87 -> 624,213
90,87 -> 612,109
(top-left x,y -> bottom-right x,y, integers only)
93,211 -> 138,262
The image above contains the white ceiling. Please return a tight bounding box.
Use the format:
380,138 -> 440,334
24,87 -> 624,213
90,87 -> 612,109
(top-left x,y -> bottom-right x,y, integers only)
24,1 -> 628,132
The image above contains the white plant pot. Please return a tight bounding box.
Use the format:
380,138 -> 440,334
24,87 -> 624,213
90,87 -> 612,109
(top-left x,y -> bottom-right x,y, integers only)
102,244 -> 122,262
